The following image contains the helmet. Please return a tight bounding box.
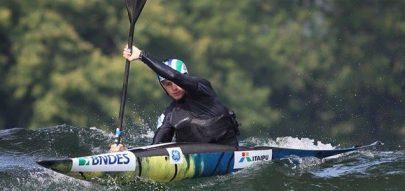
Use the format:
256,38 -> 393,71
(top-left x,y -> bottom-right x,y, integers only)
158,59 -> 188,81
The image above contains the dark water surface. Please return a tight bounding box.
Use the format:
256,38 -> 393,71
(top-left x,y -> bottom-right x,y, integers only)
1,125 -> 404,191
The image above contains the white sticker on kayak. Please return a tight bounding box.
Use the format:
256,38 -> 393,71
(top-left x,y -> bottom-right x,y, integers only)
166,147 -> 183,164
234,150 -> 272,169
71,151 -> 136,172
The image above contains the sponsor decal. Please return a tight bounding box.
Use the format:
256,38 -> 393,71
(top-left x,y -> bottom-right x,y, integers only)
234,150 -> 272,169
71,151 -> 136,172
78,157 -> 90,166
166,147 -> 183,164
239,152 -> 252,163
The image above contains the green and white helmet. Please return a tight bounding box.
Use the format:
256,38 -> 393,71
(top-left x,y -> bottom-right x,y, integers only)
158,59 -> 188,81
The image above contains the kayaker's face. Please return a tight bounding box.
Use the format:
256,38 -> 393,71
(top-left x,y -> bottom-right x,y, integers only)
161,80 -> 185,100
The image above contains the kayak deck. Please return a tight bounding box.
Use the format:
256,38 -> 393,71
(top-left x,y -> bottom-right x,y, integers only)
37,141 -> 382,182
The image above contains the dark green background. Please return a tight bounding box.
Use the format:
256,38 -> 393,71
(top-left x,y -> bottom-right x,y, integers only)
1,0 -> 404,148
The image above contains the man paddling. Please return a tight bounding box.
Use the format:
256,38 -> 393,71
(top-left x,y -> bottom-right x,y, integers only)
110,45 -> 240,152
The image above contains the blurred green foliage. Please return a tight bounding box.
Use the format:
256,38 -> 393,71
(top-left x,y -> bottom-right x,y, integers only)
0,0 -> 404,146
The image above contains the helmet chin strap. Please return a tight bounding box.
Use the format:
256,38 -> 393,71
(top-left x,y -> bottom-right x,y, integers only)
159,81 -> 171,97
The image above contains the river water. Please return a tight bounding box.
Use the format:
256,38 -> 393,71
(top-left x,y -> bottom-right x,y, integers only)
0,125 -> 404,191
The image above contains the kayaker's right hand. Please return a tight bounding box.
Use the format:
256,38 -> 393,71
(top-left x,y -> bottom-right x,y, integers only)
109,144 -> 127,152
123,45 -> 141,61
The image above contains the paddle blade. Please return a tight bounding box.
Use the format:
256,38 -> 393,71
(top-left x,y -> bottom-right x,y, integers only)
125,0 -> 147,24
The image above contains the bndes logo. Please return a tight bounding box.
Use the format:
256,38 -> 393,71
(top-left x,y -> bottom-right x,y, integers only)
90,153 -> 130,166
71,151 -> 136,172
78,157 -> 90,166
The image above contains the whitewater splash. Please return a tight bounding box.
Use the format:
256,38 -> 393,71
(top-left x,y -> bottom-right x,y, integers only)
243,136 -> 335,150
81,125 -> 334,151
240,136 -> 348,171
1,125 -> 402,191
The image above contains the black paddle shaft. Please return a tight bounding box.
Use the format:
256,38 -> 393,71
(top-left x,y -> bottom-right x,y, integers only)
115,0 -> 147,145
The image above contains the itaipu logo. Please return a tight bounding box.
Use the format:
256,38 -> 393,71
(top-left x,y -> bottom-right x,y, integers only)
239,152 -> 252,163
171,150 -> 181,162
239,151 -> 269,163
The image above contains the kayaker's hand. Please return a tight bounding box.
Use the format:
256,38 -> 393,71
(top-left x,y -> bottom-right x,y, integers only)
123,45 -> 141,61
109,144 -> 127,152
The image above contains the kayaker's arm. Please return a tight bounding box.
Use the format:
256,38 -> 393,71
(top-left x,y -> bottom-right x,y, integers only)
152,124 -> 175,144
140,51 -> 199,91
140,51 -> 216,97
122,45 -> 214,97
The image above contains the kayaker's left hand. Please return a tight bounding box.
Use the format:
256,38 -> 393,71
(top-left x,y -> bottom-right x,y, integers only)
123,45 -> 141,61
109,144 -> 127,152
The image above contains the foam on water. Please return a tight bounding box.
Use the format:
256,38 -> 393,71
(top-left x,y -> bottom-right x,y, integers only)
243,136 -> 335,150
7,170 -> 97,191
1,125 -> 403,191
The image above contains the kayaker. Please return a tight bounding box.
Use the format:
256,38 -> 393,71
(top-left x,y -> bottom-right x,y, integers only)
110,45 -> 240,152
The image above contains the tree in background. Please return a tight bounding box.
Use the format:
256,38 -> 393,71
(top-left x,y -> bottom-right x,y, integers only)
0,0 -> 404,146
326,1 -> 405,144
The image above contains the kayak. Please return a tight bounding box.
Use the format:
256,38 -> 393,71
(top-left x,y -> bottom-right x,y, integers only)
37,141 -> 381,183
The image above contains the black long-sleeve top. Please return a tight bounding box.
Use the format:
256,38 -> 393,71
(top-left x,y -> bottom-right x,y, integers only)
139,51 -> 238,145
